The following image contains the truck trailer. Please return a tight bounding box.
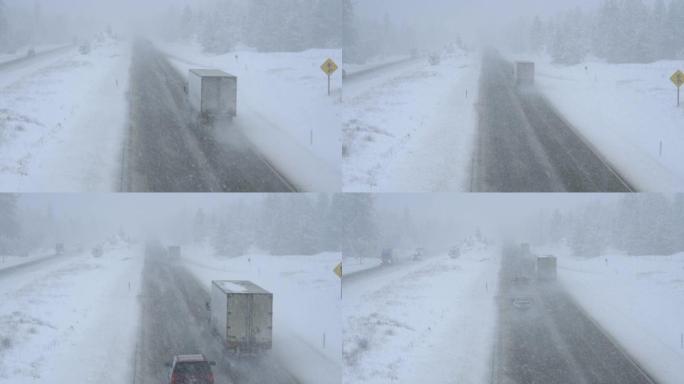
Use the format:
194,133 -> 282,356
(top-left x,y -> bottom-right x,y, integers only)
210,280 -> 273,354
188,69 -> 237,121
536,256 -> 557,281
515,62 -> 535,87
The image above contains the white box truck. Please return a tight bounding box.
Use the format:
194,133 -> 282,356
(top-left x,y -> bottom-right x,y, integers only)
515,62 -> 535,87
536,256 -> 557,281
188,69 -> 237,121
210,280 -> 273,354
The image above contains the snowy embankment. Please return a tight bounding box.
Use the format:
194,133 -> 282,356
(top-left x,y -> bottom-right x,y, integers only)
343,52 -> 480,192
0,249 -> 57,272
0,44 -> 71,66
179,245 -> 341,384
516,54 -> 684,191
0,39 -> 131,192
343,247 -> 499,384
343,55 -> 412,76
343,257 -> 382,275
157,42 -> 342,192
557,252 -> 684,384
0,243 -> 143,384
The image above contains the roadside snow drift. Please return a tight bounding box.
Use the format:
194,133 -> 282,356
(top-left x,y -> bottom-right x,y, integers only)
343,247 -> 499,384
343,52 -> 479,192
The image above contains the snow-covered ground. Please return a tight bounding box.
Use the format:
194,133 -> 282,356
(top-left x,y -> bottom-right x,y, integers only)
179,245 -> 341,384
0,242 -> 143,383
553,251 -> 684,384
0,249 -> 56,271
343,246 -> 499,384
513,54 -> 684,191
158,42 -> 342,192
0,45 -> 70,66
0,38 -> 130,192
342,52 -> 479,192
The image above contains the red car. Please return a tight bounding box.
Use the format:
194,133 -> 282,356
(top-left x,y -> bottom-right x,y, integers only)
166,354 -> 216,384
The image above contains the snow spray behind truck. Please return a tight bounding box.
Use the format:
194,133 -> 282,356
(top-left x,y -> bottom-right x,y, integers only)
210,280 -> 273,354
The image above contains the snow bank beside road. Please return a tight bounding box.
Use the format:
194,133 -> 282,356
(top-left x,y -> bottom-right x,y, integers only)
343,257 -> 382,275
158,43 -> 342,192
558,253 -> 684,384
343,53 -> 479,192
0,39 -> 130,192
0,244 -> 143,384
343,247 -> 499,384
525,56 -> 684,191
179,246 -> 341,384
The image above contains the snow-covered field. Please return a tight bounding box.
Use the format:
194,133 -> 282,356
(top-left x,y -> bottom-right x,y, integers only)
343,246 -> 499,384
0,45 -> 70,66
342,52 -> 479,192
0,242 -> 143,384
179,245 -> 341,384
515,54 -> 684,191
555,251 -> 684,384
0,39 -> 130,192
158,42 -> 342,192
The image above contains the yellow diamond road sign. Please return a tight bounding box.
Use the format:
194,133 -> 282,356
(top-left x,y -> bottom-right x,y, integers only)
333,262 -> 342,278
671,70 -> 684,88
321,58 -> 338,76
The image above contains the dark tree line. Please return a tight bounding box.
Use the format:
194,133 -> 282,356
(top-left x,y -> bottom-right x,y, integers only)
535,195 -> 684,257
517,0 -> 684,64
167,0 -> 341,54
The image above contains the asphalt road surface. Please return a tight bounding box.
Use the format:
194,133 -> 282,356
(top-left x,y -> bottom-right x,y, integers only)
472,51 -> 633,192
492,246 -> 656,384
135,245 -> 300,384
122,40 -> 295,192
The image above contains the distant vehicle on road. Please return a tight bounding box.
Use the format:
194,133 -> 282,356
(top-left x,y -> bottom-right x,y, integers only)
412,248 -> 425,261
515,62 -> 535,87
166,354 -> 216,384
428,53 -> 441,66
449,246 -> 460,259
26,48 -> 36,58
168,245 -> 181,259
381,249 -> 394,265
512,296 -> 533,311
91,246 -> 103,258
188,69 -> 237,123
210,280 -> 273,354
536,256 -> 557,281
520,243 -> 531,256
79,42 -> 91,55
55,243 -> 65,256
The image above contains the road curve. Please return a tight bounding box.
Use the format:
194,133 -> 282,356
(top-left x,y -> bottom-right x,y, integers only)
123,39 -> 296,192
472,51 -> 633,192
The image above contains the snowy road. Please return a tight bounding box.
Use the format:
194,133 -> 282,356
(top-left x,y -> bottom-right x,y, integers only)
472,51 -> 633,192
494,247 -> 656,384
123,40 -> 295,192
135,246 -> 300,384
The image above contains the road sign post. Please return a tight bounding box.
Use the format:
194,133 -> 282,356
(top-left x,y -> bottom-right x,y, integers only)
333,262 -> 342,299
670,70 -> 684,106
321,58 -> 338,96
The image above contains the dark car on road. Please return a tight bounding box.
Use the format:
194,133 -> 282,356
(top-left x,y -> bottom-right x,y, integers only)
381,248 -> 394,265
166,354 -> 217,384
449,246 -> 460,259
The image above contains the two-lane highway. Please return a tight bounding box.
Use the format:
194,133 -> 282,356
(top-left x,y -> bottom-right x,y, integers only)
123,40 -> 296,192
472,51 -> 633,192
135,246 -> 300,384
493,247 -> 656,384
